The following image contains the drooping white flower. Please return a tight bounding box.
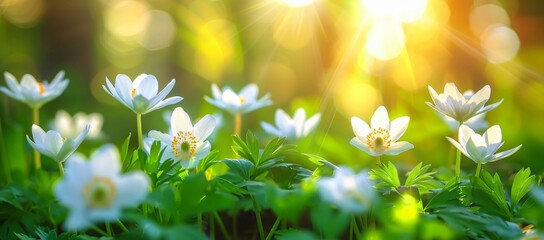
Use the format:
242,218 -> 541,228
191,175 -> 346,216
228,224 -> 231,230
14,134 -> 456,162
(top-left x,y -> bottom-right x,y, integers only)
102,74 -> 183,114
446,125 -> 522,164
427,83 -> 503,123
52,110 -> 103,139
54,144 -> 150,230
205,83 -> 272,115
350,106 -> 413,156
317,166 -> 375,213
146,107 -> 216,169
0,71 -> 69,109
261,108 -> 320,141
439,90 -> 489,131
26,124 -> 89,162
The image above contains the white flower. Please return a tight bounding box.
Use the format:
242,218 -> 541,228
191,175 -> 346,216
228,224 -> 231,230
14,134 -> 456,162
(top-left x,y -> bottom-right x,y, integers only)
439,90 -> 489,131
26,124 -> 89,163
427,83 -> 503,123
205,83 -> 272,115
261,108 -> 320,141
54,144 -> 150,230
446,125 -> 522,164
350,106 -> 413,156
52,110 -> 103,139
146,107 -> 216,169
317,166 -> 375,213
0,71 -> 68,109
102,74 -> 183,114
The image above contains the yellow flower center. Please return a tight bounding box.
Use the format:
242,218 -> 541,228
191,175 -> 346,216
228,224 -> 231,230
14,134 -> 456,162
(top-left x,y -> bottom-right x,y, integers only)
131,88 -> 137,99
239,95 -> 246,104
83,177 -> 117,208
37,82 -> 46,95
61,137 -> 66,142
366,127 -> 391,153
171,131 -> 197,159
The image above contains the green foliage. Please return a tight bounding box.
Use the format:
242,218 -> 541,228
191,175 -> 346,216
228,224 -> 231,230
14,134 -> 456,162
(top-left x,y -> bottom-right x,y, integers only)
370,162 -> 441,196
511,168 -> 536,210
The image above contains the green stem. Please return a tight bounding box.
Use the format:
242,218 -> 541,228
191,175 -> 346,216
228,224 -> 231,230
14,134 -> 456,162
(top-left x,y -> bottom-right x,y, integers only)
57,161 -> 64,176
32,107 -> 41,170
105,221 -> 113,237
234,113 -> 242,136
351,215 -> 361,239
376,156 -> 381,165
210,213 -> 215,240
197,212 -> 203,232
91,225 -> 109,237
117,219 -> 129,232
252,196 -> 265,240
136,113 -> 143,150
0,120 -> 12,182
475,163 -> 482,177
265,217 -> 281,240
213,211 -> 230,240
455,149 -> 461,182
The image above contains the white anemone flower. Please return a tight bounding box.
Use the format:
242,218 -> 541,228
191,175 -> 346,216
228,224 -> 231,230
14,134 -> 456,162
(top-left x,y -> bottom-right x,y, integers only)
446,125 -> 522,164
52,110 -> 103,139
102,74 -> 183,114
0,71 -> 68,109
205,83 -> 272,115
54,144 -> 150,230
427,83 -> 503,123
26,124 -> 90,163
146,107 -> 216,169
440,90 -> 489,131
350,106 -> 414,156
261,108 -> 321,141
317,166 -> 375,213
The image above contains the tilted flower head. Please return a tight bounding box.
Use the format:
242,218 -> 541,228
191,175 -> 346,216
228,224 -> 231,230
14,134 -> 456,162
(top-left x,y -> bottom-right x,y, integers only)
102,74 -> 183,114
0,71 -> 69,109
350,106 -> 414,156
205,83 -> 272,115
446,124 -> 522,164
261,108 -> 321,141
440,90 -> 489,131
146,107 -> 216,169
52,110 -> 103,139
54,144 -> 150,230
27,124 -> 90,162
427,83 -> 503,123
317,166 -> 375,213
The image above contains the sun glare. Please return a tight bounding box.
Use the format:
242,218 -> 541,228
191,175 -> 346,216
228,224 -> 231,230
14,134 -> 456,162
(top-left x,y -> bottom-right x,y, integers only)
363,0 -> 428,23
278,0 -> 314,7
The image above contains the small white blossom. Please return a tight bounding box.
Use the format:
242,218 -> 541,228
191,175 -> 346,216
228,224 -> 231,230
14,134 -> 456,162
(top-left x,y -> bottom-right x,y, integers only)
439,90 -> 489,131
26,124 -> 89,163
205,83 -> 272,115
317,166 -> 375,213
54,144 -> 150,230
446,125 -> 522,164
261,108 -> 320,141
350,106 -> 413,156
0,71 -> 68,109
52,110 -> 103,139
146,107 -> 216,169
427,83 -> 502,123
102,74 -> 183,114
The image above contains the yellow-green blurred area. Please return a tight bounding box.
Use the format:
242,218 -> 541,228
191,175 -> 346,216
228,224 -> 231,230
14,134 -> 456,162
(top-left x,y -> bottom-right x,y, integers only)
1,0 -> 544,175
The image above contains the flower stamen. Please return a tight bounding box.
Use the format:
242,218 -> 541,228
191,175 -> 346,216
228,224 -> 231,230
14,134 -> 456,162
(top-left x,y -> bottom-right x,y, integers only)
171,131 -> 197,159
83,177 -> 117,208
366,127 -> 392,153
37,82 -> 46,95
239,95 -> 246,104
130,88 -> 137,99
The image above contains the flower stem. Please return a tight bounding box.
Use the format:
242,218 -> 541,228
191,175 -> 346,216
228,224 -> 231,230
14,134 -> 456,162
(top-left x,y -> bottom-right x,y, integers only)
90,225 -> 109,237
265,217 -> 281,240
351,215 -> 361,239
136,113 -> 143,150
105,221 -> 113,236
234,113 -> 242,136
57,162 -> 64,176
475,163 -> 482,177
252,196 -> 265,240
455,149 -> 461,182
117,219 -> 129,232
213,211 -> 230,240
376,156 -> 381,165
197,212 -> 203,232
32,107 -> 41,170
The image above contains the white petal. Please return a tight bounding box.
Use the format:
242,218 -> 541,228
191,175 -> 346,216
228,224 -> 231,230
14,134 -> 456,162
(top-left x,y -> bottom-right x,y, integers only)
55,110 -> 74,138
211,84 -> 222,99
222,89 -> 242,106
475,99 -> 503,115
114,74 -> 134,107
31,124 -> 47,144
193,141 -> 211,162
483,125 -> 502,147
491,145 -> 522,162
446,137 -> 469,157
64,210 -> 92,231
4,72 -> 20,92
384,141 -> 414,155
193,115 -> 216,142
465,137 -> 485,163
293,108 -> 306,137
467,85 -> 490,106
261,122 -> 281,137
49,70 -> 66,86
350,137 -> 378,156
44,130 -> 65,157
239,83 -> 258,101
88,207 -> 121,222
114,172 -> 150,207
444,83 -> 465,102
389,116 -> 409,142
148,130 -> 173,144
370,106 -> 390,129
427,85 -> 440,105
275,109 -> 292,132
148,79 -> 177,107
134,74 -> 159,100
171,107 -> 193,133
351,117 -> 371,141
89,144 -> 121,177
146,96 -> 183,114
302,113 -> 321,137
458,124 -> 476,147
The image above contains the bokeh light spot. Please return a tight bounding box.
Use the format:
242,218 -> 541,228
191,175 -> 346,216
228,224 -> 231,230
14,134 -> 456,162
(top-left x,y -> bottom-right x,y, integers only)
480,25 -> 520,64
469,4 -> 510,38
0,0 -> 44,27
334,77 -> 380,118
137,10 -> 176,50
366,21 -> 405,61
104,0 -> 150,38
278,0 -> 314,7
363,0 -> 428,23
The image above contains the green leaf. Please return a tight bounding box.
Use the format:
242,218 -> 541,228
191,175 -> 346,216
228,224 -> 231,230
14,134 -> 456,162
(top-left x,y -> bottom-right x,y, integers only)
471,170 -> 512,220
425,179 -> 462,210
511,168 -> 536,210
310,203 -> 350,238
146,140 -> 165,174
222,159 -> 254,183
275,230 -> 319,240
404,162 -> 441,194
369,162 -> 401,190
197,150 -> 220,172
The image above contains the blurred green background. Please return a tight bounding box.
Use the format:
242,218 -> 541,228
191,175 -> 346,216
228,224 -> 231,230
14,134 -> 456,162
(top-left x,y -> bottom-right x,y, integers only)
1,0 -> 544,179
